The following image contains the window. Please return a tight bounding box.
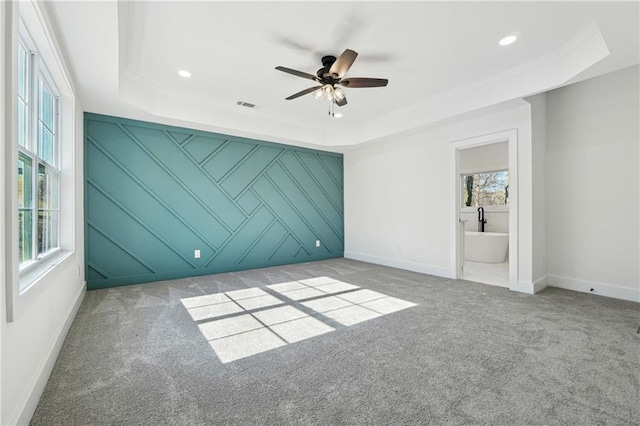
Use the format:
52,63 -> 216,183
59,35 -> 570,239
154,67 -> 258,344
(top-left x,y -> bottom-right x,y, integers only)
17,31 -> 61,274
462,170 -> 509,207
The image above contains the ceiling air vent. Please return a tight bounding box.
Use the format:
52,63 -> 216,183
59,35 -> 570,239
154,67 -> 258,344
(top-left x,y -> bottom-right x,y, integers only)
237,101 -> 258,109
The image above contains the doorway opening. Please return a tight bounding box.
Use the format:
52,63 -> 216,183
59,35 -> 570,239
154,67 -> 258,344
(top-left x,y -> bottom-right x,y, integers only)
450,130 -> 518,289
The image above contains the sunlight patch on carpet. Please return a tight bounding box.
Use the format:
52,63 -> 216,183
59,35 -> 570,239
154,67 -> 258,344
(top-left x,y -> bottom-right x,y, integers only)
181,277 -> 416,363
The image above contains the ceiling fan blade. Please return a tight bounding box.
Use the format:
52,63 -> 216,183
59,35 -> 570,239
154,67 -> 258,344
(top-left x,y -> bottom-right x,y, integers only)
340,78 -> 388,88
276,66 -> 319,82
336,95 -> 348,107
285,86 -> 322,100
357,53 -> 394,63
329,49 -> 358,78
273,36 -> 318,55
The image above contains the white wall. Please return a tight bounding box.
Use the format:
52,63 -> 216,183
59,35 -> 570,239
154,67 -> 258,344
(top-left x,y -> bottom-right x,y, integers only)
527,93 -> 548,288
344,99 -> 535,288
460,210 -> 509,234
459,141 -> 508,174
545,65 -> 639,302
1,2 -> 85,424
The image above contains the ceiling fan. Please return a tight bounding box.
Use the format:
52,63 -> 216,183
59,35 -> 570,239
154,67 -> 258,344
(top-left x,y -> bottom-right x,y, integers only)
275,49 -> 388,116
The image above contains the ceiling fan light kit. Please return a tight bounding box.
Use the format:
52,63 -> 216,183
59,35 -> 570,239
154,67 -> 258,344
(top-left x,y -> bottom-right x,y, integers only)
276,48 -> 388,117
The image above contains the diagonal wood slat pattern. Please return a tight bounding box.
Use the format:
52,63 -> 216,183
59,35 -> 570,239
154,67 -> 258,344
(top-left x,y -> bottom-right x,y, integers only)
85,114 -> 344,289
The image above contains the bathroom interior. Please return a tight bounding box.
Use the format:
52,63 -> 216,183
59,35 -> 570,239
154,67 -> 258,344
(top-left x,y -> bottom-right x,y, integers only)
459,141 -> 510,287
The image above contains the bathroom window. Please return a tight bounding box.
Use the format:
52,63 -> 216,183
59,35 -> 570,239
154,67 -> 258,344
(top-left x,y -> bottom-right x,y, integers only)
462,170 -> 509,207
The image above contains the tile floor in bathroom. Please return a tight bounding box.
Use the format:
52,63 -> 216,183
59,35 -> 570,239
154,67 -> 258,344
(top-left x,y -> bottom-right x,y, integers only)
462,260 -> 510,287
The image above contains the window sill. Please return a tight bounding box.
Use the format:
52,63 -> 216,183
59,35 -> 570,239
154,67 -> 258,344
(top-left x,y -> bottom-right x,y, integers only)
19,250 -> 74,295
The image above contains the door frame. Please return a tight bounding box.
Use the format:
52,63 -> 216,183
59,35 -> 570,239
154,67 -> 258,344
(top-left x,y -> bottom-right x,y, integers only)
449,129 -> 518,287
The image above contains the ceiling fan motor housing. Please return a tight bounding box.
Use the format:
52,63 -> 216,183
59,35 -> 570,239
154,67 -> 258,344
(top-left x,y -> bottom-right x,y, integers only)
321,55 -> 337,67
318,55 -> 339,80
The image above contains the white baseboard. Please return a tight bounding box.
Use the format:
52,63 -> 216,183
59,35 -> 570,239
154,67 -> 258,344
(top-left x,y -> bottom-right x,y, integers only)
533,276 -> 549,293
344,251 -> 454,279
343,252 -> 639,304
13,283 -> 86,425
547,275 -> 640,303
509,281 -> 534,294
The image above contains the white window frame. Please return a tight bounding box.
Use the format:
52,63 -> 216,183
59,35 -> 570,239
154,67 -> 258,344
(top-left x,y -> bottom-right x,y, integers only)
17,22 -> 63,280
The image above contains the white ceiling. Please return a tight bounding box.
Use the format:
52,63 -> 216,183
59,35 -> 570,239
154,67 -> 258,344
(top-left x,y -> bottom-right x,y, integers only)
460,141 -> 509,173
45,1 -> 639,151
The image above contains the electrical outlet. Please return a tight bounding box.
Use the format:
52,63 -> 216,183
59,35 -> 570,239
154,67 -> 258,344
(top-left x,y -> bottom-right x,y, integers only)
315,240 -> 320,248
194,249 -> 201,259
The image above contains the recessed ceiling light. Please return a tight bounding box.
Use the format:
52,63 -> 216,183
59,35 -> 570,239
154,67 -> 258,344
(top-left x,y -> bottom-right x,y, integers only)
333,113 -> 343,118
499,35 -> 518,46
178,70 -> 192,78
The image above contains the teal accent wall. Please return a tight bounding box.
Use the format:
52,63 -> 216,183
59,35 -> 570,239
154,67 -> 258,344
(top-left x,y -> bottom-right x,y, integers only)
84,114 -> 344,289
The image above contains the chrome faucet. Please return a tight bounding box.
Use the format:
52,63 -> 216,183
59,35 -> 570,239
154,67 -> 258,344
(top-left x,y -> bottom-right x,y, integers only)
477,207 -> 487,232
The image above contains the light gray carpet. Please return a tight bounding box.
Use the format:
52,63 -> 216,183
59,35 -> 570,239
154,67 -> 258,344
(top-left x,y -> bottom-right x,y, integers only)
31,259 -> 640,425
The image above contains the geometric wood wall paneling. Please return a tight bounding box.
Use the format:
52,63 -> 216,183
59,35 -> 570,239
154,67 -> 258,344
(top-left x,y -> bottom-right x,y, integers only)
85,114 -> 344,289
